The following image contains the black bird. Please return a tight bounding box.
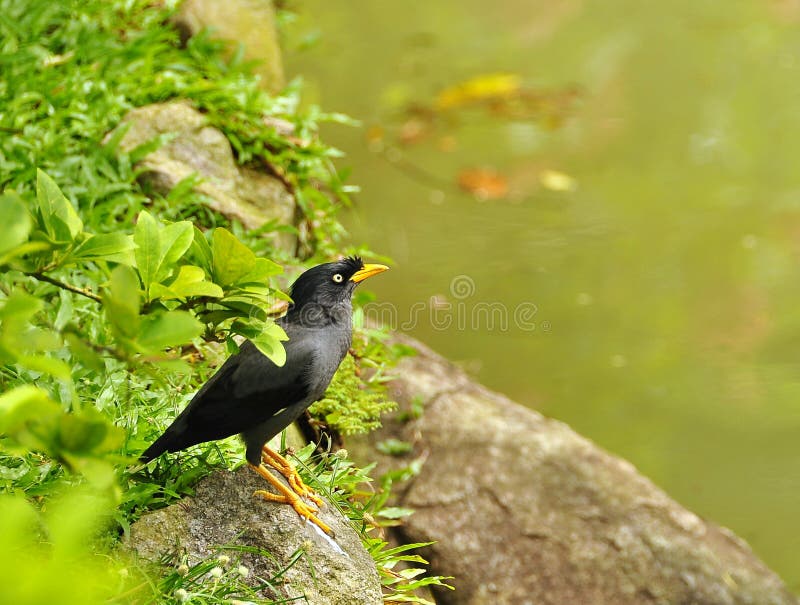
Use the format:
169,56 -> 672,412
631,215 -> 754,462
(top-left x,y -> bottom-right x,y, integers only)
140,257 -> 388,534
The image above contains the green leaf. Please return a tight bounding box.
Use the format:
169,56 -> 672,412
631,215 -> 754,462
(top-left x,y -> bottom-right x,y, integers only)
137,310 -> 203,350
57,409 -> 124,455
0,241 -> 52,269
71,232 -> 135,261
102,120 -> 131,155
36,169 -> 82,241
0,386 -> 60,436
199,309 -> 241,327
128,132 -> 174,163
237,257 -> 283,285
0,194 -> 32,255
376,438 -> 414,456
211,227 -> 256,286
250,321 -> 289,367
150,265 -> 224,300
0,387 -> 124,478
266,321 -> 289,342
133,210 -> 160,296
189,226 -> 213,274
134,212 -> 194,300
0,290 -> 43,322
102,265 -> 140,339
63,333 -> 104,372
16,354 -> 72,380
376,506 -> 415,520
324,410 -> 342,424
156,221 -> 193,282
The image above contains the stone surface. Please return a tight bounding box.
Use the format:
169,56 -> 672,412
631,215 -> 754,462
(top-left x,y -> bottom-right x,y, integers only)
114,101 -> 296,251
128,466 -> 382,605
174,0 -> 284,91
351,336 -> 799,605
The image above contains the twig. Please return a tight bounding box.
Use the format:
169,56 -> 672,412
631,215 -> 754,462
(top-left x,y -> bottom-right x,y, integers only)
26,271 -> 102,303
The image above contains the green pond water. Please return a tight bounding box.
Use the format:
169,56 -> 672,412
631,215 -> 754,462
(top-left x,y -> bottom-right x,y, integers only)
287,0 -> 800,586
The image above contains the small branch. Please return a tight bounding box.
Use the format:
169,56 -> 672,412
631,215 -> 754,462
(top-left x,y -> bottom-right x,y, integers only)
26,272 -> 102,303
255,155 -> 295,193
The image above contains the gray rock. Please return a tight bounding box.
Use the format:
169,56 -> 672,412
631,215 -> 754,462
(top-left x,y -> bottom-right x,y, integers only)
351,336 -> 798,605
114,101 -> 296,251
128,466 -> 382,605
174,0 -> 284,91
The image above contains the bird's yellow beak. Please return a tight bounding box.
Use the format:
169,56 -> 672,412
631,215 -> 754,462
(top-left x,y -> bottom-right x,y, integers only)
350,263 -> 389,283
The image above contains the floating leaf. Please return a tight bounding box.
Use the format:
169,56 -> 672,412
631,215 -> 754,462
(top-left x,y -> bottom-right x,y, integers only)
57,408 -> 125,456
0,241 -> 52,270
457,167 -> 508,200
436,73 -> 521,110
63,333 -> 104,372
540,169 -> 577,192
0,386 -> 124,476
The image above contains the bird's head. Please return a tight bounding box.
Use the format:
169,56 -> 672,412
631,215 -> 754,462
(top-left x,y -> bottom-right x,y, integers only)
286,256 -> 388,324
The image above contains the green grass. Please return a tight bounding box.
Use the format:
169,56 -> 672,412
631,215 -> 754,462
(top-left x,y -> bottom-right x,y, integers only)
0,0 -> 351,255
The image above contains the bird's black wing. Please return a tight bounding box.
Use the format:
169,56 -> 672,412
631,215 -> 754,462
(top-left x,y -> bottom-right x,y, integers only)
140,337 -> 315,461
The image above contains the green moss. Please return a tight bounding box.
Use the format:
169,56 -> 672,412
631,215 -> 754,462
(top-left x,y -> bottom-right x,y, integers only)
310,355 -> 397,435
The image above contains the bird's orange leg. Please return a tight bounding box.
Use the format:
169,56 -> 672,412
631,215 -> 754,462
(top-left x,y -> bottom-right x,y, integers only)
250,463 -> 334,536
261,445 -> 324,507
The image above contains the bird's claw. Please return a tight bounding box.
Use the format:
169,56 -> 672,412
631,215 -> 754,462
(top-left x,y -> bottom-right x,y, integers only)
253,487 -> 333,536
260,446 -> 325,508
250,462 -> 334,536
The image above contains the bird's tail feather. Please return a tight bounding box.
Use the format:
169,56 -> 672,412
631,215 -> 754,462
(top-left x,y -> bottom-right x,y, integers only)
139,431 -> 179,463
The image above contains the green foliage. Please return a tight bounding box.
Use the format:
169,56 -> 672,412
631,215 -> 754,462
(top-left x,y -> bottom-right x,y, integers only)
0,289 -> 71,381
1,171 -> 289,364
0,0 -> 351,255
0,488 -> 127,605
0,1 -> 442,603
376,438 -> 414,456
309,354 -> 397,434
0,386 -> 123,483
368,540 -> 454,604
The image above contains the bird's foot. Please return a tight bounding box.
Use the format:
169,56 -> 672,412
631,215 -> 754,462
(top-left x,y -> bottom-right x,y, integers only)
261,445 -> 324,508
249,463 -> 334,537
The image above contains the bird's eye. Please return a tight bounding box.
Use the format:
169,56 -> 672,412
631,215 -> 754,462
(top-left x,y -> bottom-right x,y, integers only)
332,273 -> 344,283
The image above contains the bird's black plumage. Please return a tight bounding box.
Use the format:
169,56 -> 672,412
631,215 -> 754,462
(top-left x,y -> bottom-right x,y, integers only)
140,256 -> 385,466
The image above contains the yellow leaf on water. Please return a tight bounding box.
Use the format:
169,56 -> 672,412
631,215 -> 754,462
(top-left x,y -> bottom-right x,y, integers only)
436,73 -> 522,110
539,169 -> 577,192
458,167 -> 509,200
